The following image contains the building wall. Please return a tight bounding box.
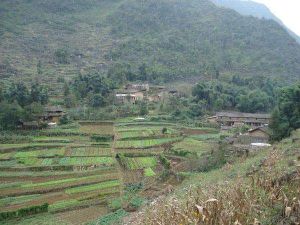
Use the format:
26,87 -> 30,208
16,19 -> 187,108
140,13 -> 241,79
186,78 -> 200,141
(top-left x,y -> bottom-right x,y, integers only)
51,116 -> 60,123
248,130 -> 269,139
236,135 -> 269,144
134,92 -> 144,100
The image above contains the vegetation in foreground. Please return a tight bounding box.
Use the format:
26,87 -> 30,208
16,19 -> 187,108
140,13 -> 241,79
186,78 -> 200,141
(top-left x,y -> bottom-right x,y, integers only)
125,130 -> 300,225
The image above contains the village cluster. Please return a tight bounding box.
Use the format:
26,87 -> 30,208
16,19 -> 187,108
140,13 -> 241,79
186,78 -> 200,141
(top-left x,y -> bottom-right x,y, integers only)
115,83 -> 179,104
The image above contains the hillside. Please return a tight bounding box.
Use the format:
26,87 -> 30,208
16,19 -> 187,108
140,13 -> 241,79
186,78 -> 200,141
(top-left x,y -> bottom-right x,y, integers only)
125,129 -> 300,224
211,0 -> 300,43
1,0 -> 300,93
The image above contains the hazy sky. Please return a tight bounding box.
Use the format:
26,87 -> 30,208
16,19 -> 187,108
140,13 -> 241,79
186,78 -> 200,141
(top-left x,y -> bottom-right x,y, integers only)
253,0 -> 300,36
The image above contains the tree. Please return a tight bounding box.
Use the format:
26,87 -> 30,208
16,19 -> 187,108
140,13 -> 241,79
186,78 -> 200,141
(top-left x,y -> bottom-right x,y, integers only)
162,127 -> 168,134
30,82 -> 42,103
139,101 -> 148,116
64,94 -> 76,108
188,102 -> 205,117
89,94 -> 105,108
270,84 -> 300,141
59,114 -> 71,125
7,82 -> 30,107
0,86 -> 3,102
236,90 -> 271,113
63,82 -> 70,96
24,102 -> 43,121
54,48 -> 70,64
192,83 -> 209,102
37,60 -> 42,75
40,88 -> 49,105
138,63 -> 148,81
0,101 -> 24,130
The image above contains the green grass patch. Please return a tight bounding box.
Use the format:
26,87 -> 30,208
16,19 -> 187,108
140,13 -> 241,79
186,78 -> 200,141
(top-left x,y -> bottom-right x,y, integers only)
49,199 -> 79,212
17,158 -> 42,166
144,167 -> 156,177
120,156 -> 157,170
116,126 -> 179,139
173,138 -> 216,156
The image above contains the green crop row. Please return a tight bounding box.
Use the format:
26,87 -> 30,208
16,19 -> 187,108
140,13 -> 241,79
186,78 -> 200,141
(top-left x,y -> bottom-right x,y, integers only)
49,199 -> 79,212
115,137 -> 182,148
0,181 -> 31,190
0,195 -> 40,208
22,173 -> 118,189
14,148 -> 65,158
21,174 -> 116,188
13,157 -> 115,167
65,180 -> 120,194
0,166 -> 117,177
58,157 -> 115,166
0,143 -> 66,152
67,147 -> 112,157
79,124 -> 114,135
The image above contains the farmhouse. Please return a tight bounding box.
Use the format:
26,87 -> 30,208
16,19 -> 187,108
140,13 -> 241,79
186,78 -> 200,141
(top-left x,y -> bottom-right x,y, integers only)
116,90 -> 144,104
248,127 -> 270,140
216,112 -> 270,127
148,93 -> 164,102
42,106 -> 65,123
125,83 -> 149,91
235,127 -> 271,144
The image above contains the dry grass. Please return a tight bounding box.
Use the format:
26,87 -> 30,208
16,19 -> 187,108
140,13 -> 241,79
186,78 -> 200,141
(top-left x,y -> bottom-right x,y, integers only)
127,149 -> 300,225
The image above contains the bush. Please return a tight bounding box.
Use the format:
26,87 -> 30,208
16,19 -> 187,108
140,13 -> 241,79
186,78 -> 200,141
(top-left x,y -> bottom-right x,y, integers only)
129,196 -> 145,210
0,211 -> 17,221
108,198 -> 122,211
171,149 -> 193,157
162,127 -> 167,134
159,154 -> 171,169
59,114 -> 71,125
91,135 -> 113,142
125,183 -> 143,192
54,48 -> 70,64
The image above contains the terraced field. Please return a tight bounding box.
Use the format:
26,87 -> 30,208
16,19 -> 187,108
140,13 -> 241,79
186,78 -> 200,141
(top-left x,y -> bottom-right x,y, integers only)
0,120 -> 220,224
115,137 -> 182,149
119,156 -> 157,170
114,123 -> 184,184
0,122 -> 121,221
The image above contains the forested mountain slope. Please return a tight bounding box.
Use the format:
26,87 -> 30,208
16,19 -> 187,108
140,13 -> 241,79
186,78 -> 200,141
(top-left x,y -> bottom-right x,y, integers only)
211,0 -> 300,43
1,0 -> 300,87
